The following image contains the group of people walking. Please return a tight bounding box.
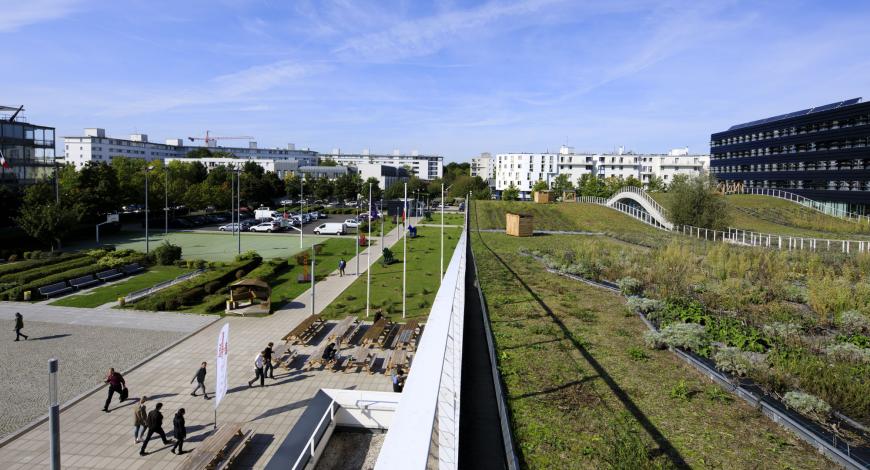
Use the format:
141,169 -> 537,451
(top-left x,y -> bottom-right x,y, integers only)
248,342 -> 276,387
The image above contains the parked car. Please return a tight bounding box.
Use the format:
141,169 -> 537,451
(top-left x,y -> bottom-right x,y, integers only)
250,221 -> 280,233
280,199 -> 293,206
343,218 -> 360,228
313,223 -> 346,235
219,223 -> 248,232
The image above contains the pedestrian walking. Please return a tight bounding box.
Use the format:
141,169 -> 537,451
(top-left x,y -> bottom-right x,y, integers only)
247,351 -> 265,387
103,368 -> 127,412
171,408 -> 186,455
338,259 -> 346,276
391,367 -> 405,393
133,396 -> 148,444
13,312 -> 27,341
263,343 -> 275,379
190,362 -> 208,398
140,402 -> 172,455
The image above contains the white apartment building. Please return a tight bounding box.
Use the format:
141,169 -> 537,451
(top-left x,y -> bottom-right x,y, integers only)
64,128 -> 318,168
470,152 -> 495,187
164,156 -> 302,179
322,151 -> 443,180
495,145 -> 709,199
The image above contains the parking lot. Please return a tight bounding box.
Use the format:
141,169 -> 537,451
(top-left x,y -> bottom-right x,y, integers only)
199,212 -> 364,235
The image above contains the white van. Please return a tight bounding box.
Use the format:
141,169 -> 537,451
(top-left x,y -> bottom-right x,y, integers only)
313,222 -> 346,235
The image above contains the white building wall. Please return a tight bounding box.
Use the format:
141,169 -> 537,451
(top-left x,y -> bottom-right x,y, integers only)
325,154 -> 443,180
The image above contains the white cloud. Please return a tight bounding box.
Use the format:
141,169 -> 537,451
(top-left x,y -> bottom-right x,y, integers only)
0,0 -> 84,32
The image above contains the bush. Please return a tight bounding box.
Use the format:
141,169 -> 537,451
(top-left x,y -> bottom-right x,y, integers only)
714,346 -> 755,376
783,391 -> 831,417
762,322 -> 803,340
824,342 -> 870,363
643,330 -> 666,350
204,281 -> 222,294
7,254 -> 17,262
616,277 -> 643,296
666,174 -> 730,230
1,255 -> 94,285
643,322 -> 707,352
627,346 -> 649,361
669,379 -> 692,401
838,310 -> 870,335
152,241 -> 182,265
180,287 -> 206,306
235,250 -> 260,262
3,263 -> 108,300
97,249 -> 147,269
625,296 -> 664,317
132,257 -> 261,310
165,298 -> 181,310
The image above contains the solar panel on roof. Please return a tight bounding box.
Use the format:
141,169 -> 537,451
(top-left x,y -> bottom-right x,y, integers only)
726,98 -> 863,131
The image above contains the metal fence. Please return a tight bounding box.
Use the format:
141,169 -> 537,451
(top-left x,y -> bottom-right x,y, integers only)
376,217 -> 468,469
677,224 -> 870,254
124,269 -> 203,303
577,196 -> 670,230
740,187 -> 870,224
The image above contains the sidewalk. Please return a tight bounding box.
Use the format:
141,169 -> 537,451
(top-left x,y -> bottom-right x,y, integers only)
0,220 -> 417,469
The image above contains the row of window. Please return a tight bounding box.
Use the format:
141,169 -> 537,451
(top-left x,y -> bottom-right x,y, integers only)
713,158 -> 870,173
742,180 -> 870,191
711,112 -> 870,147
712,136 -> 870,160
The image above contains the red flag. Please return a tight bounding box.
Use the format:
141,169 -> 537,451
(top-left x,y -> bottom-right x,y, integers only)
0,149 -> 9,169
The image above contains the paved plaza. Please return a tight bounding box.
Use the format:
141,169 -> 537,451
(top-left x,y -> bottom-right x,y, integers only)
0,221 -> 416,469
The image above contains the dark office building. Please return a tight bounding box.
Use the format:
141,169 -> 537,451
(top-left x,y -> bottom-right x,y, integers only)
0,106 -> 57,185
710,98 -> 870,214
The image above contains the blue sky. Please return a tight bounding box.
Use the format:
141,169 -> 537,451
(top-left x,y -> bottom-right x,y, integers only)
4,0 -> 870,161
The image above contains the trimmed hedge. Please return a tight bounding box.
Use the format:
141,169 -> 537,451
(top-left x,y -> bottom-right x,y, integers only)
132,256 -> 262,311
1,263 -> 108,300
246,258 -> 288,282
0,252 -> 86,278
0,256 -> 96,285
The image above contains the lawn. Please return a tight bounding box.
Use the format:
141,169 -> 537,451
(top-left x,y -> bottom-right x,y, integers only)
319,225 -> 463,321
472,230 -> 833,469
66,231 -> 332,262
50,265 -> 190,308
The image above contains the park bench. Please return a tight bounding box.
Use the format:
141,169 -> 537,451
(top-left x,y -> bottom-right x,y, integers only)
282,314 -> 324,345
38,282 -> 72,298
96,268 -> 124,281
305,339 -> 337,370
384,349 -> 411,374
344,345 -> 375,374
179,422 -> 251,470
328,316 -> 358,346
69,274 -> 100,289
361,318 -> 389,346
122,263 -> 145,275
394,320 -> 420,351
276,348 -> 298,370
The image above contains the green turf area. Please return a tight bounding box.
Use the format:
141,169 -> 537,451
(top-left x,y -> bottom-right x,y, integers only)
419,212 -> 465,225
66,231 -> 332,262
319,226 -> 463,321
725,194 -> 870,238
471,200 -> 670,247
49,265 -> 190,308
471,230 -> 833,468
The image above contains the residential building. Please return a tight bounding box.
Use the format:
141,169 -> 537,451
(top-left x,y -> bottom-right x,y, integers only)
710,97 -> 870,214
64,128 -> 318,168
322,151 -> 443,180
0,106 -> 57,184
495,145 -> 709,199
470,152 -> 495,187
164,156 -> 301,179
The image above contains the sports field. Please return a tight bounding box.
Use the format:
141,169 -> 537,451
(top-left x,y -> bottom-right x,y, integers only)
67,231 -> 332,262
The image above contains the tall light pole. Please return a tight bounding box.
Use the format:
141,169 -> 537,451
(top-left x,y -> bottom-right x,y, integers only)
145,165 -> 154,253
300,177 -> 304,249
236,167 -> 241,254
402,182 -> 407,319
48,358 -> 60,470
164,165 -> 169,236
310,245 -> 316,316
440,184 -> 452,280
366,183 -> 372,318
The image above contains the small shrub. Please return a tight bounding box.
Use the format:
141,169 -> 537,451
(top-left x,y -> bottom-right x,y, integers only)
204,281 -> 222,295
627,347 -> 649,361
762,322 -> 803,340
648,322 -> 707,352
152,241 -> 182,265
838,310 -> 870,335
703,385 -> 733,403
669,379 -> 692,401
783,391 -> 831,417
625,296 -> 664,317
235,269 -> 245,279
616,277 -> 643,296
713,346 -> 760,376
824,342 -> 870,363
643,330 -> 666,350
7,254 -> 17,262
346,295 -> 357,301
165,298 -> 181,310
235,250 -> 260,261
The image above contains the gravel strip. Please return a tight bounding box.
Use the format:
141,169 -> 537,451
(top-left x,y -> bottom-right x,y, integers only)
0,320 -> 184,439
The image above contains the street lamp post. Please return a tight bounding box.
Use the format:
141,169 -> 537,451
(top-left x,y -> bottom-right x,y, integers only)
402,182 -> 407,319
300,178 -> 304,249
145,165 -> 154,253
164,166 -> 169,236
48,358 -> 60,470
366,183 -> 372,318
236,167 -> 241,254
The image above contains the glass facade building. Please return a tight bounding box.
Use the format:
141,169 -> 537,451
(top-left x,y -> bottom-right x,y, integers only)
710,98 -> 870,214
0,113 -> 56,184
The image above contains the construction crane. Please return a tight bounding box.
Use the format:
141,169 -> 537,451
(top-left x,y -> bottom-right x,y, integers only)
188,130 -> 254,147
0,105 -> 24,122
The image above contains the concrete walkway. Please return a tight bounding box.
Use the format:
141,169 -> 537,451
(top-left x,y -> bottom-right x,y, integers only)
0,220 -> 418,470
0,303 -> 214,333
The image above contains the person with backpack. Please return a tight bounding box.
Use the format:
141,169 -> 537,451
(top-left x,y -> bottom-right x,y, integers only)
14,312 -> 27,341
133,396 -> 148,444
171,408 -> 186,455
140,402 -> 172,455
338,259 -> 347,277
103,368 -> 127,412
190,362 -> 208,399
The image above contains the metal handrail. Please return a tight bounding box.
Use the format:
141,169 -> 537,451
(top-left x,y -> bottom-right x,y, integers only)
291,400 -> 337,470
740,187 -> 870,223
124,269 -> 203,303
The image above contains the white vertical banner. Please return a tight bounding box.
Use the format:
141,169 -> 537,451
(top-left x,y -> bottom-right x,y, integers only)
215,323 -> 229,409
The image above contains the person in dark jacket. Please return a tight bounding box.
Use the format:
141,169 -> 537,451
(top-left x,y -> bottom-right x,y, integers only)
263,342 -> 275,379
190,362 -> 208,399
322,342 -> 337,363
14,312 -> 27,341
140,402 -> 172,455
103,368 -> 127,412
171,408 -> 186,455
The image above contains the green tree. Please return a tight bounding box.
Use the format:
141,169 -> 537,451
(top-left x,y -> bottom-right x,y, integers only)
647,175 -> 667,192
15,182 -> 82,250
603,176 -> 626,197
667,174 -> 730,230
314,176 -> 334,201
284,173 -> 302,199
319,158 -> 338,166
531,179 -> 549,192
551,173 -> 574,194
384,176 -> 427,199
363,177 -> 382,201
334,173 -> 362,201
443,162 -> 470,186
185,147 -> 213,158
577,174 -> 607,197
624,175 -> 643,188
0,184 -> 22,227
502,183 -> 520,201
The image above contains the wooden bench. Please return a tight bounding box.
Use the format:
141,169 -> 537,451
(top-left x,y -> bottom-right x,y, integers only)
96,268 -> 125,281
69,274 -> 100,289
38,282 -> 73,298
361,318 -> 388,346
327,316 -> 358,344
179,422 -> 251,470
282,315 -> 324,345
122,263 -> 145,275
344,345 -> 375,373
277,348 -> 298,370
384,349 -> 410,374
395,320 -> 420,351
304,340 -> 337,370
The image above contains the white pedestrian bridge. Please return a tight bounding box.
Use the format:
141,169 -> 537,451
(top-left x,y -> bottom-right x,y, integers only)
579,185 -> 674,230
